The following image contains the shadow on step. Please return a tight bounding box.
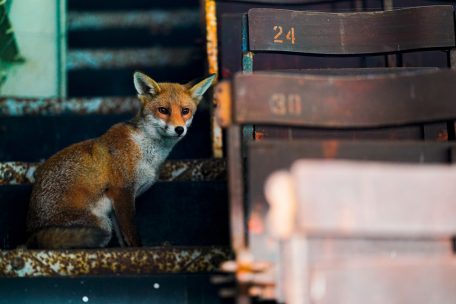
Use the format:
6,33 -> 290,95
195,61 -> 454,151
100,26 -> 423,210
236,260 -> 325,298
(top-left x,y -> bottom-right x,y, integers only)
0,181 -> 229,250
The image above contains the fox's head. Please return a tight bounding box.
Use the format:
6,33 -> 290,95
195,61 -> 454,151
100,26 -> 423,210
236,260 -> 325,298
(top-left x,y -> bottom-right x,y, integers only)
133,71 -> 215,139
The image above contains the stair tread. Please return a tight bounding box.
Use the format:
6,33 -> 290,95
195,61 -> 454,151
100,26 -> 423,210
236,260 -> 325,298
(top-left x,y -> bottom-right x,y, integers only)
68,67 -> 205,97
0,95 -> 211,116
68,47 -> 201,70
0,159 -> 226,185
0,114 -> 212,161
68,10 -> 200,31
0,246 -> 232,277
0,96 -> 138,116
1,182 -> 229,249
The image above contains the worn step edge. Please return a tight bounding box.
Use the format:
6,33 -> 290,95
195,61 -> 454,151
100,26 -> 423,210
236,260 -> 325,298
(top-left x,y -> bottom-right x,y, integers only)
0,159 -> 226,185
0,95 -> 211,116
67,47 -> 200,70
0,246 -> 232,277
68,10 -> 200,31
0,97 -> 139,116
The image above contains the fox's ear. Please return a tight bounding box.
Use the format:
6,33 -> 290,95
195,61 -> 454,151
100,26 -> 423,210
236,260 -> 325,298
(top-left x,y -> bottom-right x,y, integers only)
134,71 -> 161,96
189,74 -> 216,103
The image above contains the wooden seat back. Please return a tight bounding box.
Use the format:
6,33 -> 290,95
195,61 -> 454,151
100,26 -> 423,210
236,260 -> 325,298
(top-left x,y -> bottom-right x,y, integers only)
248,6 -> 455,55
266,160 -> 456,238
264,160 -> 456,304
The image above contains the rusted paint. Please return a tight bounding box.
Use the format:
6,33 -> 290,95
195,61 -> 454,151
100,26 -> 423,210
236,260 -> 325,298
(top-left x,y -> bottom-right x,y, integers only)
0,97 -> 139,116
212,117 -> 224,158
0,246 -> 232,277
212,81 -> 228,158
437,130 -> 449,141
204,0 -> 218,77
0,159 -> 226,185
67,47 -> 198,70
68,10 -> 199,31
203,0 -> 222,158
214,81 -> 232,127
254,131 -> 265,140
322,141 -> 339,159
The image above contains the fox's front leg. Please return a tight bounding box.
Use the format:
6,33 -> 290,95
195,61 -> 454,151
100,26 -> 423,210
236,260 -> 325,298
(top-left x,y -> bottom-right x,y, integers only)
111,189 -> 141,247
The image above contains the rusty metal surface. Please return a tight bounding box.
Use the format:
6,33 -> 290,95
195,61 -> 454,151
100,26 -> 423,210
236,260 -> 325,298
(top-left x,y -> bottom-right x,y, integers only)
0,97 -> 139,116
249,6 -> 455,54
204,0 -> 218,77
203,0 -> 223,158
68,10 -> 199,31
214,81 -> 232,127
67,47 -> 198,70
0,246 -> 232,277
0,159 -> 226,185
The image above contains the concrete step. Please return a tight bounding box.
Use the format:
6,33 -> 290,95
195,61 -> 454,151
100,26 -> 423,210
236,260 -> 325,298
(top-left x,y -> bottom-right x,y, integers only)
67,66 -> 205,97
67,47 -> 201,70
0,97 -> 212,161
0,97 -> 138,116
68,10 -> 201,49
0,159 -> 226,185
0,247 -> 231,277
66,3 -> 204,97
68,10 -> 200,32
0,180 -> 229,249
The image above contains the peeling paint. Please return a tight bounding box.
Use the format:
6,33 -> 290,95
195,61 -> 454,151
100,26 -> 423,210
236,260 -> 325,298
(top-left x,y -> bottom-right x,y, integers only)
0,159 -> 226,185
0,162 -> 38,185
0,97 -> 139,116
0,246 -> 232,277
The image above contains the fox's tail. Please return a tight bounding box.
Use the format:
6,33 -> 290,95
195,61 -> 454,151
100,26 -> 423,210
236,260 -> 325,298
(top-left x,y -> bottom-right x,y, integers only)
26,227 -> 111,249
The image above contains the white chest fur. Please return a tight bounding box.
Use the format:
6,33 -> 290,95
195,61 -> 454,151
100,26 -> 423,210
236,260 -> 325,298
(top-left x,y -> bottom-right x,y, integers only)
131,131 -> 176,197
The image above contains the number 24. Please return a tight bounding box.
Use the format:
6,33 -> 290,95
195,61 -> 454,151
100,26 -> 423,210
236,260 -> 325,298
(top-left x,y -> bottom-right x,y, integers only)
273,26 -> 295,44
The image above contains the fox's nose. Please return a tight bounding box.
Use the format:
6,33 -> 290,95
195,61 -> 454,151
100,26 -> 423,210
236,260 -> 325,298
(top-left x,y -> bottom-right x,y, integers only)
175,126 -> 184,136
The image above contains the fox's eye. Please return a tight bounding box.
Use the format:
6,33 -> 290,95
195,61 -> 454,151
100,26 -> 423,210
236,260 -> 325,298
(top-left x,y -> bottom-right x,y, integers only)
158,107 -> 169,115
182,108 -> 190,115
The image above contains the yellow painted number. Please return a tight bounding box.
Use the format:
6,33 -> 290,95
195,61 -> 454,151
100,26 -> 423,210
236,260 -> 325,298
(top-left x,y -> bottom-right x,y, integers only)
273,26 -> 283,43
273,26 -> 295,45
270,94 -> 302,116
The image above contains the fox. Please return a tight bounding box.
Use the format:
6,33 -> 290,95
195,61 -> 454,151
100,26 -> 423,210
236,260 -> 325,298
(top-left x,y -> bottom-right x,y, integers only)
25,71 -> 215,249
